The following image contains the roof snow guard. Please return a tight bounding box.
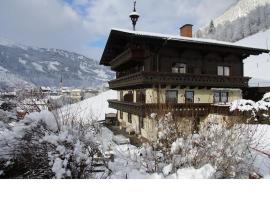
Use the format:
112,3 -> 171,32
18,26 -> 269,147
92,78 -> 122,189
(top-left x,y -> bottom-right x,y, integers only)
100,28 -> 270,66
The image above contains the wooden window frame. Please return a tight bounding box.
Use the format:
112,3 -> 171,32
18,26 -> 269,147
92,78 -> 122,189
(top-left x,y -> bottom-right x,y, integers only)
213,91 -> 229,103
136,89 -> 146,103
185,91 -> 194,104
172,63 -> 187,74
217,66 -> 230,76
165,90 -> 178,104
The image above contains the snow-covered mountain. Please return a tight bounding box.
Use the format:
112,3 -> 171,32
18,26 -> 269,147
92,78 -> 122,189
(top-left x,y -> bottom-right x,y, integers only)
197,0 -> 270,42
0,37 -> 115,90
0,66 -> 35,90
215,0 -> 270,26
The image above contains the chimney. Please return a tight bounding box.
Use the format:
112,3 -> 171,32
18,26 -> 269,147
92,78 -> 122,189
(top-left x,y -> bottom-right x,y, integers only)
180,24 -> 193,37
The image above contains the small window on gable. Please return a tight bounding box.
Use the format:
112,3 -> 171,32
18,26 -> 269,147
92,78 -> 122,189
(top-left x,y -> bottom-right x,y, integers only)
217,66 -> 230,76
218,66 -> 224,76
172,67 -> 178,73
224,67 -> 230,76
172,63 -> 187,74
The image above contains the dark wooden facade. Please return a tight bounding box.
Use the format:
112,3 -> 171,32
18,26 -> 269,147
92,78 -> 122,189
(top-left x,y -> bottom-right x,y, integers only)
100,29 -> 269,117
243,87 -> 270,102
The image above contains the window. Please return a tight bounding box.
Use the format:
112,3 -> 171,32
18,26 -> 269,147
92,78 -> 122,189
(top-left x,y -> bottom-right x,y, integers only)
213,91 -> 228,103
185,91 -> 194,103
123,91 -> 133,102
166,90 -> 178,103
120,111 -> 123,119
221,92 -> 228,103
172,63 -> 187,74
172,67 -> 178,73
128,113 -> 132,123
136,89 -> 146,103
218,66 -> 223,76
224,67 -> 230,76
217,66 -> 230,76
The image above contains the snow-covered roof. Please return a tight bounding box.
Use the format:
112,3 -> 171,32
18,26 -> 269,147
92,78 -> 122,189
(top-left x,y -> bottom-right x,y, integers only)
40,86 -> 51,91
100,28 -> 269,65
111,28 -> 270,52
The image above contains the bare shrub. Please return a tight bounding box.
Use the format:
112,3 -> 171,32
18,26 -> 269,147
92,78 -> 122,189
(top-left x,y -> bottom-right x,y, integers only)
137,113 -> 261,178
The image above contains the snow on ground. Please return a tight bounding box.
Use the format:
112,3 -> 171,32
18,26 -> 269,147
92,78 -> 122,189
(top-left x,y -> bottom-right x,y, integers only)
61,90 -> 117,122
100,127 -> 216,179
236,29 -> 270,83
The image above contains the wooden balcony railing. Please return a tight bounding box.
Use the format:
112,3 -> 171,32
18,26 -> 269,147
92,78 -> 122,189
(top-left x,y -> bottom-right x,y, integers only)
108,71 -> 250,89
108,100 -> 243,117
110,48 -> 146,68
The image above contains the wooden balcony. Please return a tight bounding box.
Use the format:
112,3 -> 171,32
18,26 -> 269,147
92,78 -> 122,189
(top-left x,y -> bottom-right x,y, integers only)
108,72 -> 250,89
110,48 -> 146,68
108,100 -> 243,117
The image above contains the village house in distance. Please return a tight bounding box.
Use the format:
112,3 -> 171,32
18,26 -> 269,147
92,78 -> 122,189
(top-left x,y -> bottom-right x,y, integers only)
100,1 -> 270,141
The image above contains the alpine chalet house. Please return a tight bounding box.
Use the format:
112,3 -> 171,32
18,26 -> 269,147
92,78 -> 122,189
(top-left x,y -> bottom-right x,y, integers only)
100,2 -> 269,141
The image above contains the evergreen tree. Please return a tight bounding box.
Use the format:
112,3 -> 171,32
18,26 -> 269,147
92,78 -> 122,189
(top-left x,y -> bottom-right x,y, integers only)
208,20 -> 216,34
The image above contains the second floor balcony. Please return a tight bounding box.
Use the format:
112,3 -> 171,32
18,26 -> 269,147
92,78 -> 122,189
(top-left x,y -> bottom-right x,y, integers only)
108,100 -> 245,117
108,71 -> 250,90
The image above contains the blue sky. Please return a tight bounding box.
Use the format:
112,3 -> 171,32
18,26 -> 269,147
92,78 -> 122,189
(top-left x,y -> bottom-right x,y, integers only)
0,0 -> 237,59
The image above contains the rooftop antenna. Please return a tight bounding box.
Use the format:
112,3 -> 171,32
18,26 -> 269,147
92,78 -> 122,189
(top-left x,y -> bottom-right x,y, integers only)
129,0 -> 140,31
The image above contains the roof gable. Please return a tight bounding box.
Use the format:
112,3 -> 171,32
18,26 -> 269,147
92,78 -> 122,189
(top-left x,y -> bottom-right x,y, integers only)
100,28 -> 270,66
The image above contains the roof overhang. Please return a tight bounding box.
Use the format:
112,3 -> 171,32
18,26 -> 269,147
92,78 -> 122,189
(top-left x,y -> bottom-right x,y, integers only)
100,29 -> 270,66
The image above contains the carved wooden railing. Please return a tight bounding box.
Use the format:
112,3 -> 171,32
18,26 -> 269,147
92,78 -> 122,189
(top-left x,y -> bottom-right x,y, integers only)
109,72 -> 250,89
110,48 -> 146,68
108,100 -> 243,117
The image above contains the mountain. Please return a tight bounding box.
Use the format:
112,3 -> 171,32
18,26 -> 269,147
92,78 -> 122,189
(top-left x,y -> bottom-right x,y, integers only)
196,0 -> 270,42
0,65 -> 35,90
214,0 -> 270,26
0,37 -> 115,90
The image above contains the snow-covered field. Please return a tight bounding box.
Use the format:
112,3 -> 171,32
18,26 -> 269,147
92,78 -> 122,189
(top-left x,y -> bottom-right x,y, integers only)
61,90 -> 117,121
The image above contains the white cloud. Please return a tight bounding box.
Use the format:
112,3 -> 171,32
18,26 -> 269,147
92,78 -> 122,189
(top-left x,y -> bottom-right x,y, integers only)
0,0 -> 237,60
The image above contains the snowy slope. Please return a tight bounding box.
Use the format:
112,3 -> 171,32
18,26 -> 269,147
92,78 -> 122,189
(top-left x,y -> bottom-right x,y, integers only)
0,66 -> 35,90
197,0 -> 270,42
236,29 -> 270,82
62,90 -> 117,121
215,0 -> 270,26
